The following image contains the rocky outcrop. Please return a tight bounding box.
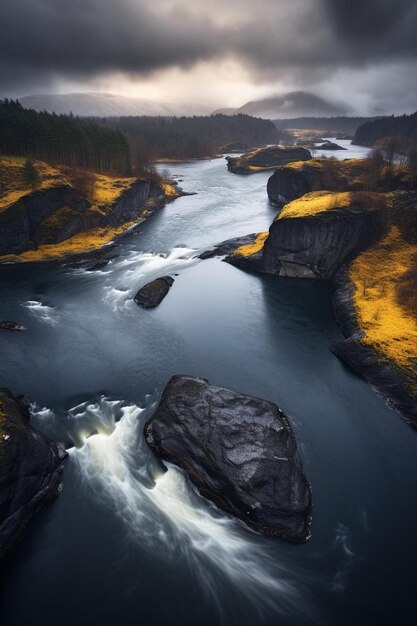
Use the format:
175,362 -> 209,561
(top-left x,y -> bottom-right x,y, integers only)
144,375 -> 312,542
199,233 -> 261,259
0,178 -> 177,258
262,201 -> 389,279
316,141 -> 347,151
0,389 -> 67,559
134,276 -> 174,308
267,158 -> 412,207
267,159 -> 366,206
267,166 -> 313,207
331,271 -> 417,428
226,146 -> 311,175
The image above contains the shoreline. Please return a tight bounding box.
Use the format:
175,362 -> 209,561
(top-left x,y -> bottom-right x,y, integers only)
331,268 -> 417,428
0,184 -> 185,267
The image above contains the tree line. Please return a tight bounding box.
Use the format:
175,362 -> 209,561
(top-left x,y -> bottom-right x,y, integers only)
0,100 -> 281,175
275,116 -> 381,135
102,114 -> 280,166
354,111 -> 417,149
0,99 -> 132,175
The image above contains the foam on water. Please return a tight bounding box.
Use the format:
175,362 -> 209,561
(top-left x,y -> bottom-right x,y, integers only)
101,246 -> 198,310
32,397 -> 315,623
23,300 -> 58,325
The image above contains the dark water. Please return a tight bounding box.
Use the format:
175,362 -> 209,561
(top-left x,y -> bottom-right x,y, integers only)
1,148 -> 417,626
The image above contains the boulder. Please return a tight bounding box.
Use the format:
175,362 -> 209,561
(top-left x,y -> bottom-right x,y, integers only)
144,375 -> 312,542
0,389 -> 67,559
316,141 -> 347,150
226,146 -> 311,175
134,276 -> 174,308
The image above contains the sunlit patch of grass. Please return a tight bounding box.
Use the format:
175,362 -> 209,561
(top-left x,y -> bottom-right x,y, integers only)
0,158 -> 69,212
350,225 -> 417,381
233,232 -> 269,257
161,182 -> 179,197
278,190 -> 384,220
92,174 -> 136,206
0,221 -> 139,263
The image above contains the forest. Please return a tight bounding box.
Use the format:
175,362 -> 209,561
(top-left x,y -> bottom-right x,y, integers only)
354,111 -> 417,147
104,114 -> 280,164
0,99 -> 132,175
0,101 -> 281,173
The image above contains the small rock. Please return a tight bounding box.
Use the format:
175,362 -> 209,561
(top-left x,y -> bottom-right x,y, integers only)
0,321 -> 26,331
134,276 -> 174,309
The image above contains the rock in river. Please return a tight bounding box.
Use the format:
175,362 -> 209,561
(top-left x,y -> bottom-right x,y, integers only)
144,375 -> 312,542
134,276 -> 174,308
0,389 -> 67,559
0,320 -> 26,331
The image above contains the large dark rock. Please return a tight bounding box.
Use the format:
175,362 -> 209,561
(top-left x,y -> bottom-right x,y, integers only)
262,196 -> 390,279
0,389 -> 67,559
267,166 -> 313,207
144,375 -> 312,542
134,276 -> 174,308
226,146 -> 311,175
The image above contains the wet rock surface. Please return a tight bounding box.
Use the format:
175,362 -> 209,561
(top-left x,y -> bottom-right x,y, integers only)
134,276 -> 175,308
0,321 -> 26,331
144,375 -> 312,542
0,389 -> 67,559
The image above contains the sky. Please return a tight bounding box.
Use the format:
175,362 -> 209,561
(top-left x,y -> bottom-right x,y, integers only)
1,0 -> 417,114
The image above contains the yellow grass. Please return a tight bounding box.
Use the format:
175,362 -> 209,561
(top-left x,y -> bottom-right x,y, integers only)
0,222 -> 138,263
279,191 -> 353,219
0,158 -> 69,212
92,174 -> 136,206
233,232 -> 269,257
350,226 -> 417,377
162,182 -> 179,197
278,190 -> 385,220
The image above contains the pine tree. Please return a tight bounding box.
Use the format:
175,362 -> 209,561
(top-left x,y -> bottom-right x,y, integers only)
22,159 -> 41,191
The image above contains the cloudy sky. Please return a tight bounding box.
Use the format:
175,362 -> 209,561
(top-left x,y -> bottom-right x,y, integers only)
1,0 -> 417,114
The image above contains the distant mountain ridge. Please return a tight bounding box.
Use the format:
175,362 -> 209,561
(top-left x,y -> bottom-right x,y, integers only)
19,92 -> 210,118
213,91 -> 348,119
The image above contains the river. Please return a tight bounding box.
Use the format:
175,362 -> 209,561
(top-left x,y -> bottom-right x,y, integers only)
1,141 -> 417,626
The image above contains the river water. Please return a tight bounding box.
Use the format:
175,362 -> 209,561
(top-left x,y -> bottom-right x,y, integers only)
1,141 -> 417,626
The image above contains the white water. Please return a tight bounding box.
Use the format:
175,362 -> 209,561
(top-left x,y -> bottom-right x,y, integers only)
23,300 -> 58,325
101,246 -> 198,311
33,398 -> 313,622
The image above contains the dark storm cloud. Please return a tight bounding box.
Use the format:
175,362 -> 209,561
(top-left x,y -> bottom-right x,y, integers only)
322,0 -> 417,57
1,0 -> 417,94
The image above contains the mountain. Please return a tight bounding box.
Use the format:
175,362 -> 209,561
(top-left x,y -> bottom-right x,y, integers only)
212,91 -> 348,119
19,92 -> 210,117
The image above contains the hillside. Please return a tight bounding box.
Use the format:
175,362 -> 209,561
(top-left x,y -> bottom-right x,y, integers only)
20,93 -> 210,118
213,91 -> 347,119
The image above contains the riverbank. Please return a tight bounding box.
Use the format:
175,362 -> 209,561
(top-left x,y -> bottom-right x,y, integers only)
0,158 -> 183,264
206,187 -> 417,427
